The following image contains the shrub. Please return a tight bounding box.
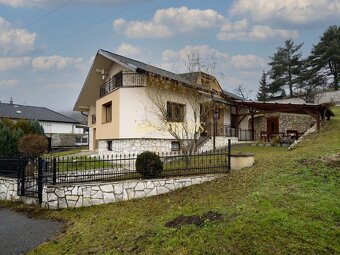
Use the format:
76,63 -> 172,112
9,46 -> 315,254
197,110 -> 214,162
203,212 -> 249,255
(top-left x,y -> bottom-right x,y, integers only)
136,151 -> 163,178
0,126 -> 24,156
18,134 -> 48,158
29,120 -> 45,135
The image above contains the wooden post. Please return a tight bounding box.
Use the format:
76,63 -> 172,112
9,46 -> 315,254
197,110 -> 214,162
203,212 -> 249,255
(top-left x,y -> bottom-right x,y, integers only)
316,111 -> 321,130
251,113 -> 255,141
235,106 -> 239,138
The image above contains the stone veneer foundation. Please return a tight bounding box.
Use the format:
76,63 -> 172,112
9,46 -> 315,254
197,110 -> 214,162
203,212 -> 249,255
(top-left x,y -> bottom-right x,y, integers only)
98,138 -> 174,156
0,177 -> 19,200
42,174 -> 221,209
198,137 -> 239,153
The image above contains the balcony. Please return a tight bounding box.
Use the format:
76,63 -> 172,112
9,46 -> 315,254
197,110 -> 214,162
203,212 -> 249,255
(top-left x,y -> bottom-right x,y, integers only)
99,72 -> 146,97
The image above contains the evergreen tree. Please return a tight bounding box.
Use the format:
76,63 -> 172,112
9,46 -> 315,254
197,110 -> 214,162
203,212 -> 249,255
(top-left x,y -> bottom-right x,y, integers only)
309,25 -> 340,91
257,71 -> 269,101
298,59 -> 326,103
268,39 -> 303,97
29,120 -> 45,136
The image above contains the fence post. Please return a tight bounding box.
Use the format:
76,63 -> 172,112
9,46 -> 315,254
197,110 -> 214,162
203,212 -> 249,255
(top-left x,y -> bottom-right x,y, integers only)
38,158 -> 43,204
227,139 -> 231,172
52,158 -> 56,185
20,158 -> 25,196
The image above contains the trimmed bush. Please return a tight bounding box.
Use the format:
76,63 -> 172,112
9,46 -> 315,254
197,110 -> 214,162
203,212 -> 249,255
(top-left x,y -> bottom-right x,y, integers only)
136,151 -> 163,178
18,134 -> 48,158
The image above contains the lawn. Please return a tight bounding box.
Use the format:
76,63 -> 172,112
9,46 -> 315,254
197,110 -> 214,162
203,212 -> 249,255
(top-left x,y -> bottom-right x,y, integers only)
44,147 -> 87,157
1,107 -> 339,255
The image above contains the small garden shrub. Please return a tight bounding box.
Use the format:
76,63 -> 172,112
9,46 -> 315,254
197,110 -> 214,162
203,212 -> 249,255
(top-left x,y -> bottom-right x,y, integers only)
18,134 -> 48,158
0,119 -> 45,157
136,151 -> 163,178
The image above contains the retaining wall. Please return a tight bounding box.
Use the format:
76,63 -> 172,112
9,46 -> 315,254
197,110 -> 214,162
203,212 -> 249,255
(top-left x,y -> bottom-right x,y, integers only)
42,174 -> 220,209
0,177 -> 19,200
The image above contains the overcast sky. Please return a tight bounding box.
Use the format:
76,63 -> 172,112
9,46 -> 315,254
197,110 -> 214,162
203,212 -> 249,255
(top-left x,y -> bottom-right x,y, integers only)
0,0 -> 339,111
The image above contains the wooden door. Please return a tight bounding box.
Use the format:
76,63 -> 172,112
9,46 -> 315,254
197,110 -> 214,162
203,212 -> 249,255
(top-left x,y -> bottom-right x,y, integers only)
266,117 -> 279,139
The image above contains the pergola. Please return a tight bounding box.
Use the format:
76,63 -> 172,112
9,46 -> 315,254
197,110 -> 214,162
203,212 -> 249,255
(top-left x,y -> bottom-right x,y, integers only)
232,100 -> 335,140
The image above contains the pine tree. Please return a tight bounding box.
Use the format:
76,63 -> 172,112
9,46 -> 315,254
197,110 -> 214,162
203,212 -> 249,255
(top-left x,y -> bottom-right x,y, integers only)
297,59 -> 326,103
257,71 -> 269,101
309,25 -> 340,91
268,39 -> 303,97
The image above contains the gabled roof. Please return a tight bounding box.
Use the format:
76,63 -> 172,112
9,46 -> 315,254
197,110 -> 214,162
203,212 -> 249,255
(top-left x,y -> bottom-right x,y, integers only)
221,90 -> 243,100
99,49 -> 196,87
0,102 -> 78,123
74,49 -> 231,111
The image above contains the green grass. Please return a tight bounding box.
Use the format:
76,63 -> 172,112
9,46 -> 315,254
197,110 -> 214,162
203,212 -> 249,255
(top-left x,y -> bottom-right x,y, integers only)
1,107 -> 340,255
44,147 -> 87,157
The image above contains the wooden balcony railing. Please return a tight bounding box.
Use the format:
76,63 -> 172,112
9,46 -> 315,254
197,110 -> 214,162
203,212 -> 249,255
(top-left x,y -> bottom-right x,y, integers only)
99,72 -> 146,97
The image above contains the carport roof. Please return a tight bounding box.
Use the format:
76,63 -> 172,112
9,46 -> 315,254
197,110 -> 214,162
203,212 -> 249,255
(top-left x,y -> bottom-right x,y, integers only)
233,100 -> 335,118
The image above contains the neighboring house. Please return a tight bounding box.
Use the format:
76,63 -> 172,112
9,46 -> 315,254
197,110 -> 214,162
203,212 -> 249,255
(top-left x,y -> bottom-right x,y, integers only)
74,49 -> 250,156
0,100 -> 88,147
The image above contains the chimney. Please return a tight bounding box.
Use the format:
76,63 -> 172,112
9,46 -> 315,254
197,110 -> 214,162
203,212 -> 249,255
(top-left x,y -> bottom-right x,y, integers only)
9,97 -> 13,104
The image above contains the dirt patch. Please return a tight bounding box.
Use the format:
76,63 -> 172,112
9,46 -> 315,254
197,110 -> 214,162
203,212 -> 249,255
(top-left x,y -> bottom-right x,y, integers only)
165,211 -> 224,228
297,158 -> 319,166
322,154 -> 340,168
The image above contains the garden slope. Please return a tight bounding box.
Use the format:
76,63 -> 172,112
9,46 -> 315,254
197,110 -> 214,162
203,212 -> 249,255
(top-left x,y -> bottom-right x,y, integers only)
2,108 -> 340,255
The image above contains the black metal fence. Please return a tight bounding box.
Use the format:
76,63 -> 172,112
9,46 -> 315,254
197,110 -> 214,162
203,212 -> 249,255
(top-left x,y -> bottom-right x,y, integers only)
0,141 -> 231,204
42,147 -> 230,185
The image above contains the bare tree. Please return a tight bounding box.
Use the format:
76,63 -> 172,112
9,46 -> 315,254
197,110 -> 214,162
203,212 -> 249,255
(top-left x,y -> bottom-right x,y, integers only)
145,49 -> 219,154
233,84 -> 252,99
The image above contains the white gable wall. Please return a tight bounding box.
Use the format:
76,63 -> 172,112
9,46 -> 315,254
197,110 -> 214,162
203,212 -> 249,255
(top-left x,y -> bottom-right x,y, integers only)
40,121 -> 82,134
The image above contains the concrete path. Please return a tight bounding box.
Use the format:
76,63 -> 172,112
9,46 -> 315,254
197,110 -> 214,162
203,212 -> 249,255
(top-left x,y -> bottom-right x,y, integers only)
0,209 -> 61,255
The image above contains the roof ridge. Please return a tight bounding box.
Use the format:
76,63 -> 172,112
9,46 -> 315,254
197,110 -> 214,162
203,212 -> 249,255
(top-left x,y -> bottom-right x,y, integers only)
98,49 -> 186,78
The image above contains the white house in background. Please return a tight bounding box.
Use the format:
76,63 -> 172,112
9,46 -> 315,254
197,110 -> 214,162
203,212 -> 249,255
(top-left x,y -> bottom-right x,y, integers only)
73,49 -> 251,156
0,100 -> 88,147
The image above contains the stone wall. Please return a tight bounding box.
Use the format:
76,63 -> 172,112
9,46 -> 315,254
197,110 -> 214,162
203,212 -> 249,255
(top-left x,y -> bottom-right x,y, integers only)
0,177 -> 19,200
251,113 -> 314,140
42,174 -> 220,209
98,138 -> 175,156
198,137 -> 239,153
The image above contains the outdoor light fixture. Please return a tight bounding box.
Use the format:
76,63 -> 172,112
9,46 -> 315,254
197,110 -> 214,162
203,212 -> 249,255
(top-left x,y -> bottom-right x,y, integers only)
95,68 -> 108,80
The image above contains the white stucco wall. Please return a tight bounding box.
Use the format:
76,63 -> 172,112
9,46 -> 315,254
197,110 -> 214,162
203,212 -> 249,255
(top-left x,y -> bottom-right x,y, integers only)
40,121 -> 82,134
239,107 -> 250,130
118,87 -> 200,139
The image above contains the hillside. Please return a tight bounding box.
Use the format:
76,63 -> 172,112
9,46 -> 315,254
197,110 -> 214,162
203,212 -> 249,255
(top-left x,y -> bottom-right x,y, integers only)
2,108 -> 339,255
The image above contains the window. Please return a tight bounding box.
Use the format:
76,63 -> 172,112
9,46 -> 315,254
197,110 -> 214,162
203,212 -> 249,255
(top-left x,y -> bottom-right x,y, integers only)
167,101 -> 185,122
107,141 -> 112,151
102,101 -> 112,123
171,141 -> 180,151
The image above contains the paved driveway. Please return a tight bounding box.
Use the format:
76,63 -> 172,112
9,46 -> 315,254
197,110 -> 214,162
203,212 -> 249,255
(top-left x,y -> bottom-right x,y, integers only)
0,209 -> 60,255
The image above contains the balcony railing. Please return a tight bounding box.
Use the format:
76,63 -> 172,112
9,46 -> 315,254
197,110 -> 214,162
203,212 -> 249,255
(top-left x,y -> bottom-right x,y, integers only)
202,124 -> 253,141
100,72 -> 146,97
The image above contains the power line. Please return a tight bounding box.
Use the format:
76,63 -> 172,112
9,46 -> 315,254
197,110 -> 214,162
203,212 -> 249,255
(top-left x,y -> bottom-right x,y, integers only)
50,0 -> 179,55
35,2 -> 95,33
27,0 -> 73,28
44,0 -> 149,47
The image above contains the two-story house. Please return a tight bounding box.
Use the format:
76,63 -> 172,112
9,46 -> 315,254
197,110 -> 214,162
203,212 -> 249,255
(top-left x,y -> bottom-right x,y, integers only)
73,50 -> 252,156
